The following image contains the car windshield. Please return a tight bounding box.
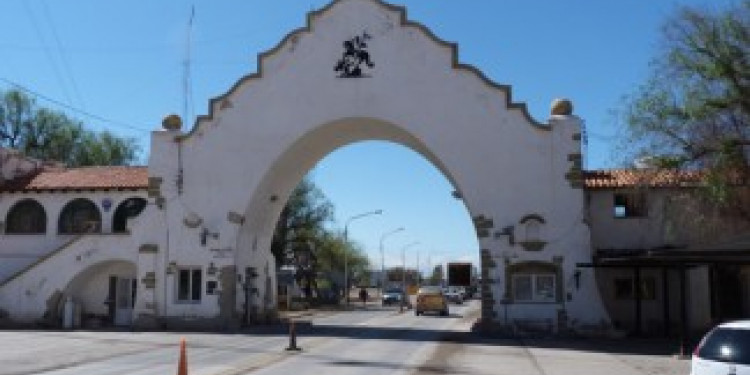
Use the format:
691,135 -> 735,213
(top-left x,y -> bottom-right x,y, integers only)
698,327 -> 750,365
418,286 -> 442,294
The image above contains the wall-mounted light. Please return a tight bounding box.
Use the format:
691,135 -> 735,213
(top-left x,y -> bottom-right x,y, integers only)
494,225 -> 515,245
183,213 -> 203,228
245,267 -> 258,279
200,228 -> 219,246
227,211 -> 245,225
207,262 -> 218,275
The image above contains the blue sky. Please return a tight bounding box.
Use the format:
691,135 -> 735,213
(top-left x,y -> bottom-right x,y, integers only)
0,0 -> 736,274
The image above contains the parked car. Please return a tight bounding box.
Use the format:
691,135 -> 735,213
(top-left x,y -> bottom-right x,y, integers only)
692,320 -> 750,375
443,286 -> 464,304
382,288 -> 406,306
415,286 -> 448,316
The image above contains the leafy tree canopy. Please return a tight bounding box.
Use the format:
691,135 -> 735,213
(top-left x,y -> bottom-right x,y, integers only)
271,177 -> 371,301
0,89 -> 139,166
621,1 -> 750,213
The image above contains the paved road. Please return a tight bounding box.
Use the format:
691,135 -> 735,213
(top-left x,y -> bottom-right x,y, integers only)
0,300 -> 689,375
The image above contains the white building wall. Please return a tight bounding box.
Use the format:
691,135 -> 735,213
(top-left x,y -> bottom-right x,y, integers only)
0,191 -> 147,283
0,0 -> 615,330
0,234 -> 138,323
135,0 -> 609,329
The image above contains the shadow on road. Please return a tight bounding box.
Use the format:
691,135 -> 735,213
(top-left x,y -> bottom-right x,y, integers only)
324,358 -> 470,374
246,321 -> 687,358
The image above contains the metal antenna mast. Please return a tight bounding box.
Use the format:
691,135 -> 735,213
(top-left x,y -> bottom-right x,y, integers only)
183,6 -> 195,123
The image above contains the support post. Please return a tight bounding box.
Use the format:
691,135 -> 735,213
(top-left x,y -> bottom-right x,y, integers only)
679,265 -> 688,357
634,267 -> 642,336
662,267 -> 670,337
285,320 -> 302,351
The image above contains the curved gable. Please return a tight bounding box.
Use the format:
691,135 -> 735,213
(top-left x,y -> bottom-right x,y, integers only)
181,0 -> 546,141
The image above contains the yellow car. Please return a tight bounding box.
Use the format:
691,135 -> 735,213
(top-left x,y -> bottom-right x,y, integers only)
415,286 -> 449,316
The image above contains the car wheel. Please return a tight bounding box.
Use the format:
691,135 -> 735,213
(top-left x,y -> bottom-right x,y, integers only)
440,310 -> 448,316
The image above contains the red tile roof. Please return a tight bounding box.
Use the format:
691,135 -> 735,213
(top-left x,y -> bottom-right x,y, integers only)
0,166 -> 149,192
0,166 -> 711,192
584,169 -> 703,189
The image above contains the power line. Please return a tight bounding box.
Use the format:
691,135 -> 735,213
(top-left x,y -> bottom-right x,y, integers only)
0,77 -> 151,133
22,1 -> 75,108
40,0 -> 86,110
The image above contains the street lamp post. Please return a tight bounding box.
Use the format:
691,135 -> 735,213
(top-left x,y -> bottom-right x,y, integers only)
400,241 -> 419,312
379,227 -> 404,298
343,209 -> 382,305
416,250 -> 421,287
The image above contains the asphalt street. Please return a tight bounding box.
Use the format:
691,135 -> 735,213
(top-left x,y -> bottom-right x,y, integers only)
0,300 -> 689,375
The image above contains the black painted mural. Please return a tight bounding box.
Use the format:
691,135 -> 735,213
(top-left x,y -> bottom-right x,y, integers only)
334,32 -> 374,78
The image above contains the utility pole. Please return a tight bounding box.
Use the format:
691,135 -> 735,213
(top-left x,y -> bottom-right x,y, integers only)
343,210 -> 382,305
183,6 -> 195,123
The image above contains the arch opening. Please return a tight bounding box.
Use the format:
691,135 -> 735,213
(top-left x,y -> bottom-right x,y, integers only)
5,199 -> 47,234
236,117 -> 482,321
112,197 -> 148,233
58,198 -> 102,234
64,260 -> 137,328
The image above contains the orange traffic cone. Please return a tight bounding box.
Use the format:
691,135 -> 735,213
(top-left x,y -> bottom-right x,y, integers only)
176,338 -> 188,375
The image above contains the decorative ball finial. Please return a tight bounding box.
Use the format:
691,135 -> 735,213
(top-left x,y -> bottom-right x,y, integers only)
162,114 -> 183,131
551,98 -> 574,116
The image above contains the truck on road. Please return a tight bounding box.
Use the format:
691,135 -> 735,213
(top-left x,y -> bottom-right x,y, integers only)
447,262 -> 472,287
445,262 -> 473,303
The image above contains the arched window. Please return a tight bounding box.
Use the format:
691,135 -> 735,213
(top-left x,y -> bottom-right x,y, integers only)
518,214 -> 547,252
58,198 -> 101,234
112,198 -> 147,233
6,199 -> 47,234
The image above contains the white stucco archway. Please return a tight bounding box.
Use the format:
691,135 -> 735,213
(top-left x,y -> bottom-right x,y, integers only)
235,117 -> 479,319
138,0 -> 610,331
65,260 -> 137,327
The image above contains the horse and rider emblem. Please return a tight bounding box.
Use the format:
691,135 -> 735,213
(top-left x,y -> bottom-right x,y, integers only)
334,32 -> 374,78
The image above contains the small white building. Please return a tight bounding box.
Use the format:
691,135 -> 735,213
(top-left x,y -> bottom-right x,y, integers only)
0,0 -> 745,336
0,148 -> 148,327
585,169 -> 750,337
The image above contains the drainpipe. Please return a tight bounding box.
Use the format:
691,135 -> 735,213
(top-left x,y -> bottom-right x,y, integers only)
163,203 -> 170,325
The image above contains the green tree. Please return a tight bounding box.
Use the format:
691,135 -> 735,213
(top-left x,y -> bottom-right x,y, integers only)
385,267 -> 419,286
271,178 -> 333,300
315,231 -> 370,291
271,178 -> 372,302
621,1 -> 750,216
0,90 -> 139,166
0,90 -> 33,148
271,178 -> 333,266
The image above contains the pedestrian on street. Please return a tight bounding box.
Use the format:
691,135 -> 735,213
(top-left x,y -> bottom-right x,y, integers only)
359,287 -> 368,306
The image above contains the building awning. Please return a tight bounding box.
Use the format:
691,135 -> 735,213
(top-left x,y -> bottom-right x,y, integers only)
577,245 -> 750,268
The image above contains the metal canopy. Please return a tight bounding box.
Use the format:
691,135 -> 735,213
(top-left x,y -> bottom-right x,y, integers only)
577,248 -> 750,268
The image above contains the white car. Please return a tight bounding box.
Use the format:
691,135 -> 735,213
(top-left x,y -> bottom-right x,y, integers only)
442,286 -> 464,304
692,320 -> 750,375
